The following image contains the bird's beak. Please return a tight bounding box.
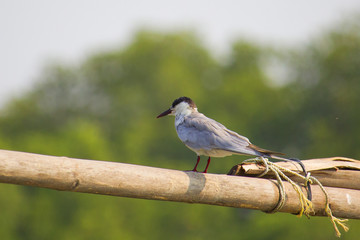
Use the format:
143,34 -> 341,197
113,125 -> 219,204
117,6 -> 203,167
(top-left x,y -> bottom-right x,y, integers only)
157,108 -> 172,118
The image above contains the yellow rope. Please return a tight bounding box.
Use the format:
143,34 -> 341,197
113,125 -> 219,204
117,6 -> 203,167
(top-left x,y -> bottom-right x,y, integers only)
243,157 -> 349,237
243,157 -> 313,215
310,177 -> 349,237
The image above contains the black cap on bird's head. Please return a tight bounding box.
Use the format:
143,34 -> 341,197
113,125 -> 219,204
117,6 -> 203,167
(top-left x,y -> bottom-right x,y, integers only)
171,96 -> 197,109
157,96 -> 197,118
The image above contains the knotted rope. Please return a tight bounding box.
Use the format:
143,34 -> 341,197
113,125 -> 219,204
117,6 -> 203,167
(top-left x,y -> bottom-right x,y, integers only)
243,157 -> 349,237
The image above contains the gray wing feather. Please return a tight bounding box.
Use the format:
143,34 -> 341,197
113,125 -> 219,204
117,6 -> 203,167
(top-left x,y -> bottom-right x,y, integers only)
176,113 -> 259,156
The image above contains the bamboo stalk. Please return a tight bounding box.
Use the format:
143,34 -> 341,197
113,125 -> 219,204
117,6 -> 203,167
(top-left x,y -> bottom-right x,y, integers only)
228,157 -> 360,190
0,150 -> 359,219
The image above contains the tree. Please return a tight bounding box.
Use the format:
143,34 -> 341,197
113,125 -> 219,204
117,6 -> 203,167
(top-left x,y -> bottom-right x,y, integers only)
1,20 -> 360,239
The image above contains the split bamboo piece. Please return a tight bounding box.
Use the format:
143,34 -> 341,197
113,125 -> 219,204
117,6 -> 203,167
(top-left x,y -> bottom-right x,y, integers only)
228,157 -> 360,190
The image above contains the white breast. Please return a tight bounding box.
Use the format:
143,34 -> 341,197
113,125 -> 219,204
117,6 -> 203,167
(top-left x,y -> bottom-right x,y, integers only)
175,114 -> 184,127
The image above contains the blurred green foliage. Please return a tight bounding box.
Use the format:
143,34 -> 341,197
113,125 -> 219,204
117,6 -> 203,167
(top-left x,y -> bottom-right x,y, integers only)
1,18 -> 360,239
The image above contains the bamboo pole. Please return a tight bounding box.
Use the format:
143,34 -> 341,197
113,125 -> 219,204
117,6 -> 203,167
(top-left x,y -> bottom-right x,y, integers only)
228,157 -> 360,190
0,149 -> 359,219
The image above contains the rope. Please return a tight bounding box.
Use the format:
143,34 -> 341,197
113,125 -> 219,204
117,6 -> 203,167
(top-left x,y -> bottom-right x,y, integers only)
243,157 -> 313,216
243,157 -> 349,237
310,176 -> 349,237
258,157 -> 286,213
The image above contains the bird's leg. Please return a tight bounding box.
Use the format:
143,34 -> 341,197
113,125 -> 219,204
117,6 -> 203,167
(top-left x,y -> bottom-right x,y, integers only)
192,156 -> 201,172
203,156 -> 211,173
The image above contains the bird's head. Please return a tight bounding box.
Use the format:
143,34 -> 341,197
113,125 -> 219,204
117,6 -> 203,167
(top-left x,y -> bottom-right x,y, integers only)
157,96 -> 197,118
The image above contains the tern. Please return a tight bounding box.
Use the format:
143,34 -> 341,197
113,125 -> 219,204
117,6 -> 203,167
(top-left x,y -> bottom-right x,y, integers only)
157,96 -> 312,200
157,96 -> 308,173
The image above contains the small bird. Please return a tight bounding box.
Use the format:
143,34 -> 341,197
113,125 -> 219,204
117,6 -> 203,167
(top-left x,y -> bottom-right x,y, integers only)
157,96 -> 311,201
157,96 -> 304,174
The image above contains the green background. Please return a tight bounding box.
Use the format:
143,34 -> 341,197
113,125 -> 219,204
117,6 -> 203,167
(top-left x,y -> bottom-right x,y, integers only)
1,16 -> 360,240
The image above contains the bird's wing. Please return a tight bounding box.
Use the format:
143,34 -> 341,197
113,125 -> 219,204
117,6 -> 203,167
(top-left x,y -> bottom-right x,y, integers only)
177,113 -> 259,156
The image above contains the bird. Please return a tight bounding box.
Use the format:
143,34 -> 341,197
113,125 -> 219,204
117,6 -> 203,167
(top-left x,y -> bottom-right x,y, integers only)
157,96 -> 312,200
157,96 -> 307,173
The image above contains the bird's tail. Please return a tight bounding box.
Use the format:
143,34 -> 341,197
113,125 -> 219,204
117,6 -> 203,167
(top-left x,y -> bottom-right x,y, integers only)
248,144 -> 305,172
248,144 -> 285,156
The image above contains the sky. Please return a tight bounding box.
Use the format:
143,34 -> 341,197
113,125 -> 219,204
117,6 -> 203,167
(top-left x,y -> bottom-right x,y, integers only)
1,0 -> 360,106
